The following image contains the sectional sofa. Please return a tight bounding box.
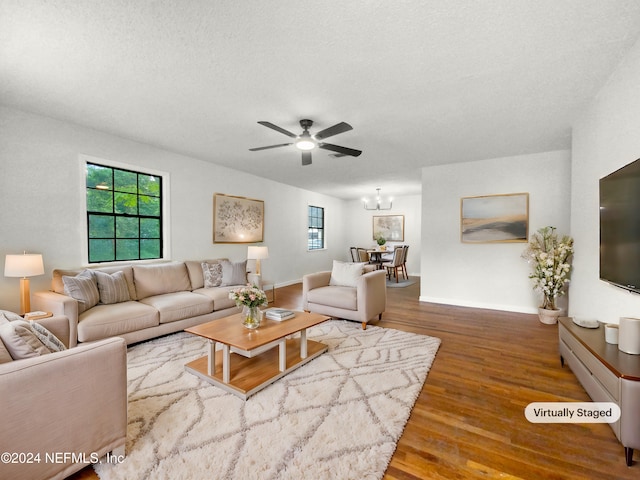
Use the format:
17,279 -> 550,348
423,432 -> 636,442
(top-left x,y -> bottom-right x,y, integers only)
33,259 -> 259,345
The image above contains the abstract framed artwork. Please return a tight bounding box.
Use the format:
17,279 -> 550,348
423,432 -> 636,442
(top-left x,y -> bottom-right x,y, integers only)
460,193 -> 529,243
213,193 -> 264,243
373,215 -> 404,242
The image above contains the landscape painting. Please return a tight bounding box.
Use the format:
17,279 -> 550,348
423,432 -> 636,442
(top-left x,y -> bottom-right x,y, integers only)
461,193 -> 529,243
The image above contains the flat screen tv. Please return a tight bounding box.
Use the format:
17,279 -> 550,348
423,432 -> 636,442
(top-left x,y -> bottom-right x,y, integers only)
600,158 -> 640,293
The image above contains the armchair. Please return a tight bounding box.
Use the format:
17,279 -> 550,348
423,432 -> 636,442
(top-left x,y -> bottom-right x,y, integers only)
302,266 -> 386,329
0,315 -> 127,480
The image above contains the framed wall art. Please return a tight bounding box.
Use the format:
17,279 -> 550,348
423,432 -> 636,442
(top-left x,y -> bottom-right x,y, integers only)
213,193 -> 264,243
460,192 -> 529,243
373,215 -> 404,242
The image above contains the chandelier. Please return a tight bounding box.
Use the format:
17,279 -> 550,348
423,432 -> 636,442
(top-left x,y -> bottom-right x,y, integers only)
363,188 -> 393,211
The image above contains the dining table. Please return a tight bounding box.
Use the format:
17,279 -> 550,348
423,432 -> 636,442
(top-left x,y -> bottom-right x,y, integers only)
366,248 -> 389,269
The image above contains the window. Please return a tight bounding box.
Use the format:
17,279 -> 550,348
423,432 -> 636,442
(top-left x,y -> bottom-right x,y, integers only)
308,205 -> 325,250
86,162 -> 163,263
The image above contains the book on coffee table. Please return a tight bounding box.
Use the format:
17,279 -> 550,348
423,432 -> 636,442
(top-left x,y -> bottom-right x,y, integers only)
264,308 -> 295,321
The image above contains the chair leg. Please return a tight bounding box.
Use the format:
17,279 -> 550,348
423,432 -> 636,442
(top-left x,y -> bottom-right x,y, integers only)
361,322 -> 367,330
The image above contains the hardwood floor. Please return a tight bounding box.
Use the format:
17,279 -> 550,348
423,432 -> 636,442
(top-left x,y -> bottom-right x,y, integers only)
70,280 -> 636,480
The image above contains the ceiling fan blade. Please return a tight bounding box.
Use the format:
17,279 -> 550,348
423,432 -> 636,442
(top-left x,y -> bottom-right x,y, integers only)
318,143 -> 362,157
301,151 -> 312,166
249,143 -> 293,151
314,122 -> 353,140
257,121 -> 297,138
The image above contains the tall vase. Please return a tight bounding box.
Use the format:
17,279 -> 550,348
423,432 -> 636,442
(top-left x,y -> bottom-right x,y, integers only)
242,305 -> 262,329
538,307 -> 562,325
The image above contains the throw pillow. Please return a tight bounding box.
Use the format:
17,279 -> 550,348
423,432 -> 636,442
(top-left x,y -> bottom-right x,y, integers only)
0,310 -> 23,323
202,262 -> 223,288
220,260 -> 248,286
62,270 -> 100,313
30,322 -> 66,352
0,320 -> 51,360
329,260 -> 366,287
93,270 -> 131,304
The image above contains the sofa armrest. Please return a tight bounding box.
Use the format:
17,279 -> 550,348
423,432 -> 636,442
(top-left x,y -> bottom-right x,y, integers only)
0,337 -> 127,480
34,315 -> 75,348
32,291 -> 78,346
302,271 -> 332,311
356,270 -> 387,322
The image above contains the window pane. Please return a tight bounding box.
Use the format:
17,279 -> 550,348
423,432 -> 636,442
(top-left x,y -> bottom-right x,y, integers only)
114,192 -> 138,215
139,195 -> 160,216
140,218 -> 160,238
86,164 -> 112,189
87,189 -> 113,213
89,214 -> 115,238
139,174 -> 160,196
116,217 -> 139,238
140,239 -> 160,259
89,239 -> 114,262
114,169 -> 137,193
116,240 -> 139,260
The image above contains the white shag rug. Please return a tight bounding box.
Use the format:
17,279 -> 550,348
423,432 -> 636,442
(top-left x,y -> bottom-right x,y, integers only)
94,320 -> 441,480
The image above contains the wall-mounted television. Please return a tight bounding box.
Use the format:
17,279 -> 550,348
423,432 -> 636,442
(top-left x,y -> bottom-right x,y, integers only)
600,158 -> 640,294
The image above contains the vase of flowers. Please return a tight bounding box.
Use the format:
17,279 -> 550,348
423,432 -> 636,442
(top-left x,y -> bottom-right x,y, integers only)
522,226 -> 574,324
229,284 -> 268,329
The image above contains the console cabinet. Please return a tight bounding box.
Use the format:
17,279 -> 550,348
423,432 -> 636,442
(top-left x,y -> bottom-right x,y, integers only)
559,317 -> 640,466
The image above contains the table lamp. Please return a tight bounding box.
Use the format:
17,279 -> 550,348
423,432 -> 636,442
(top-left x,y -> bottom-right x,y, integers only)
247,246 -> 269,275
4,253 -> 44,315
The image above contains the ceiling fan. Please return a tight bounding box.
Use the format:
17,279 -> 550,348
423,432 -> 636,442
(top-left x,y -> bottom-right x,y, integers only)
249,119 -> 362,166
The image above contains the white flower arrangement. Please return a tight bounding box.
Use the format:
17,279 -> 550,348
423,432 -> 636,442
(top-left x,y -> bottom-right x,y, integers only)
522,226 -> 574,310
229,284 -> 268,308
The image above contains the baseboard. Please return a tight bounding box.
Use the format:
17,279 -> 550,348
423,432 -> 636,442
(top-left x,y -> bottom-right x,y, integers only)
419,295 -> 538,315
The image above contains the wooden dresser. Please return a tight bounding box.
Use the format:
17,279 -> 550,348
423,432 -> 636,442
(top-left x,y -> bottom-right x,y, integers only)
559,317 -> 640,466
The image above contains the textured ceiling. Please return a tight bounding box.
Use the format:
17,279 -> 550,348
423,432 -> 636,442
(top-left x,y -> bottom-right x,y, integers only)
2,1 -> 640,199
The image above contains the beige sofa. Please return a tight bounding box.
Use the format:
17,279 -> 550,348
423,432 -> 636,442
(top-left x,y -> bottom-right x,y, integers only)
0,314 -> 127,480
302,262 -> 387,329
33,260 -> 259,345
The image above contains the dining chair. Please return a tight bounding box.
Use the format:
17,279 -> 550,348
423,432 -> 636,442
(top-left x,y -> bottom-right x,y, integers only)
382,245 -> 405,282
356,247 -> 370,263
349,247 -> 358,262
400,245 -> 409,280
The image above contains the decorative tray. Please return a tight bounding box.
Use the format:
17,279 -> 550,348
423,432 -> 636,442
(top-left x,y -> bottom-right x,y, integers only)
571,317 -> 600,329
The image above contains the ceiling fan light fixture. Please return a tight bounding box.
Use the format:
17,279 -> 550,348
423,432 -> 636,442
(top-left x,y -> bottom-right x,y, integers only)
295,131 -> 316,151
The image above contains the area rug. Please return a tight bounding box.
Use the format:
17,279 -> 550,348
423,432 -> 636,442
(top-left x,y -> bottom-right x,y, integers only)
385,276 -> 418,288
94,320 -> 441,480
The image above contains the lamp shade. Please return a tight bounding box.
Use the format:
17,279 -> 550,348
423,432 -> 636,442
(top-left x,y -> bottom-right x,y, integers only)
247,246 -> 269,260
4,254 -> 44,278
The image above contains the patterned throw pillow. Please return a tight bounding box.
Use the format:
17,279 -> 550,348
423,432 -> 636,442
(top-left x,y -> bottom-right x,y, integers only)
201,262 -> 223,288
62,270 -> 100,313
30,322 -> 67,352
93,270 -> 131,304
219,260 -> 248,286
0,320 -> 54,360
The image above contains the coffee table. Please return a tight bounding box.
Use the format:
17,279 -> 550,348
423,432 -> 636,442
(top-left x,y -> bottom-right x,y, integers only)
184,310 -> 329,399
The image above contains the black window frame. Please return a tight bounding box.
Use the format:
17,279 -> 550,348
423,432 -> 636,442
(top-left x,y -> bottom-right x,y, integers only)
85,162 -> 163,263
308,205 -> 325,250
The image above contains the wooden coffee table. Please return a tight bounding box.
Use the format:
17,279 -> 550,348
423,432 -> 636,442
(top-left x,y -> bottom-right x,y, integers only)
184,310 -> 329,399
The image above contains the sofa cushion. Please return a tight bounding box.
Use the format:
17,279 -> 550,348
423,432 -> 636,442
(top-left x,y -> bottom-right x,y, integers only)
133,263 -> 192,299
202,262 -> 223,288
329,261 -> 366,287
62,270 -> 100,313
193,286 -> 238,311
77,301 -> 159,343
0,320 -> 62,360
53,266 -> 137,300
220,260 -> 248,286
185,259 -> 226,290
139,292 -> 213,324
94,270 -> 131,304
307,285 -> 357,311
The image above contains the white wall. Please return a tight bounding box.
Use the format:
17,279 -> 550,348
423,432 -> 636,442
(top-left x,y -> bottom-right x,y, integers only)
570,37 -> 640,324
343,195 -> 421,276
0,106 -> 346,313
420,150 -> 572,313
